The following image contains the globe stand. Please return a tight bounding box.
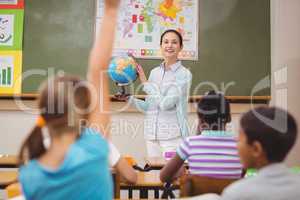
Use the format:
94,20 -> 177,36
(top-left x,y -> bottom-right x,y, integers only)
114,83 -> 131,101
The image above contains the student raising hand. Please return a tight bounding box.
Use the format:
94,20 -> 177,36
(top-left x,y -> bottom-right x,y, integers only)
18,1 -> 121,200
88,0 -> 120,137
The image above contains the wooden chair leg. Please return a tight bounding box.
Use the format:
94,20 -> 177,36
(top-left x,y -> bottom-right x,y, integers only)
154,189 -> 160,198
128,188 -> 133,198
139,188 -> 148,199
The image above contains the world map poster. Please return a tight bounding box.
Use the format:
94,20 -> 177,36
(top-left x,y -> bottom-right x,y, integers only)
96,0 -> 198,60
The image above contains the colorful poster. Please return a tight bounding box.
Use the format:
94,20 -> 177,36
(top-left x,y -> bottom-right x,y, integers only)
96,0 -> 199,60
0,14 -> 14,46
0,9 -> 24,50
0,0 -> 24,9
0,51 -> 22,94
0,0 -> 23,94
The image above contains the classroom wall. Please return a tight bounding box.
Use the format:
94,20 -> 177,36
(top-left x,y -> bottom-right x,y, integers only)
0,102 -> 260,164
271,0 -> 300,165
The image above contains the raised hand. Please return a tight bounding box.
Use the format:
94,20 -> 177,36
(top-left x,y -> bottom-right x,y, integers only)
104,0 -> 121,10
127,53 -> 147,83
88,0 -> 120,137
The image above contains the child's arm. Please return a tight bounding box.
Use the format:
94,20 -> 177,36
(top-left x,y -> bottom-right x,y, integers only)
109,142 -> 138,184
160,137 -> 190,182
160,154 -> 185,182
87,0 -> 120,136
115,157 -> 138,184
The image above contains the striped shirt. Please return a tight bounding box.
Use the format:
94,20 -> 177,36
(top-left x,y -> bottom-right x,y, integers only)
177,130 -> 242,179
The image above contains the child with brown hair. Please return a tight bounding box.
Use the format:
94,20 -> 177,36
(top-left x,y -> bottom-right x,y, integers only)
160,91 -> 242,182
18,0 -> 121,199
222,106 -> 300,200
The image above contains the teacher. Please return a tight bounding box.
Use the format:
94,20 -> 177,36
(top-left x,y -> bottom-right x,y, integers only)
130,29 -> 192,157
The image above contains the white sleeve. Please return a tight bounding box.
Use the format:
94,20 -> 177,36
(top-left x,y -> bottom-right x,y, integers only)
108,142 -> 121,167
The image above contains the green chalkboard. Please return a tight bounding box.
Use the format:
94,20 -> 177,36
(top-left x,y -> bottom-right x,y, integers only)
22,0 -> 270,96
22,0 -> 95,93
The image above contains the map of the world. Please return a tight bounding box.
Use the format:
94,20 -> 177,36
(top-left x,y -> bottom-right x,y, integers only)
96,0 -> 198,60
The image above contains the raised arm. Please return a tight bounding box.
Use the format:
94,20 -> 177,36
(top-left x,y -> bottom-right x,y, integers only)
87,0 -> 120,136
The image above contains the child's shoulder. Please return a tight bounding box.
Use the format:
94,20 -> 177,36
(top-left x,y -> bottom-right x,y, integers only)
186,135 -> 202,140
187,131 -> 235,140
77,128 -> 109,153
80,128 -> 106,143
19,160 -> 43,197
20,160 -> 39,174
202,130 -> 236,137
221,176 -> 257,198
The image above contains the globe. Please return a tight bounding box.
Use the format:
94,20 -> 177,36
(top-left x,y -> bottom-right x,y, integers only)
108,56 -> 138,85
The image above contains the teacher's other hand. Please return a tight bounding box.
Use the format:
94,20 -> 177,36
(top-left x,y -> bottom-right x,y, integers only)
136,64 -> 147,83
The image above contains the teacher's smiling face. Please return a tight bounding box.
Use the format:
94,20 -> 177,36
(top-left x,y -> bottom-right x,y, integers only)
160,31 -> 183,60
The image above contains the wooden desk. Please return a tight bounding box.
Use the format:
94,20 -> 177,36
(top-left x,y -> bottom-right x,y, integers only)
144,157 -> 188,171
120,171 -> 179,199
0,171 -> 18,189
0,155 -> 18,168
144,157 -> 167,170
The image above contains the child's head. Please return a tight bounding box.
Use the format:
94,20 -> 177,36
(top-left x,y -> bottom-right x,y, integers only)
19,75 -> 91,163
238,106 -> 298,169
197,90 -> 231,133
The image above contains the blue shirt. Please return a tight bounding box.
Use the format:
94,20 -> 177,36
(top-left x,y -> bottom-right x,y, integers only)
130,61 -> 192,140
19,128 -> 113,200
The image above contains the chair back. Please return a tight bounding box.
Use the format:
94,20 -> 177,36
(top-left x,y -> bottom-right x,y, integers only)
180,174 -> 238,197
111,169 -> 120,198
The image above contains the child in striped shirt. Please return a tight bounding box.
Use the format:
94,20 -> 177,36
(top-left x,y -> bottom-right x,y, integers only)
160,91 -> 242,182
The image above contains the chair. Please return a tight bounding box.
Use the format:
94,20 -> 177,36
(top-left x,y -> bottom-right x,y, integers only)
111,169 -> 120,199
0,171 -> 18,190
5,182 -> 22,198
120,171 -> 180,199
180,174 -> 239,198
0,155 -> 19,168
